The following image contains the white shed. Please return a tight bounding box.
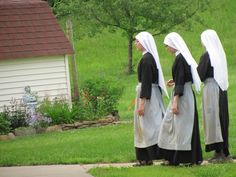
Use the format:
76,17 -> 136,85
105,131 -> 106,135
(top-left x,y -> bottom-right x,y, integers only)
0,0 -> 74,110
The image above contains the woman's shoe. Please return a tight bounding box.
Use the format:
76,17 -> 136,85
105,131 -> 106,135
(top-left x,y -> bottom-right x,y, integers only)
133,160 -> 147,167
146,160 -> 153,166
160,160 -> 179,166
222,155 -> 233,163
208,152 -> 224,163
160,160 -> 171,166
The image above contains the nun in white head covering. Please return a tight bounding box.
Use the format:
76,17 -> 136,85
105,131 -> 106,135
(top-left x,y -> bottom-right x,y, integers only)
197,29 -> 231,162
158,32 -> 202,166
133,31 -> 167,166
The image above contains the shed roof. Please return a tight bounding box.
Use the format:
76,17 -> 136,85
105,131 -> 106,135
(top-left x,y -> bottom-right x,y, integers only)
0,0 -> 74,60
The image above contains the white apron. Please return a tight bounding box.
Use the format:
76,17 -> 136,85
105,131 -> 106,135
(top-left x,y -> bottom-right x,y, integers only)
134,83 -> 165,148
158,82 -> 194,151
202,78 -> 223,145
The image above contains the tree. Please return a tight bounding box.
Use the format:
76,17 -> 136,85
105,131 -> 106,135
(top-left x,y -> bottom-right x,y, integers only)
49,0 -> 208,74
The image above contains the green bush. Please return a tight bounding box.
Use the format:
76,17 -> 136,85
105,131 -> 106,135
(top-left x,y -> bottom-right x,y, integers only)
0,98 -> 52,132
38,97 -> 73,125
38,79 -> 123,123
3,99 -> 29,129
71,99 -> 96,121
0,112 -> 11,135
26,112 -> 52,129
73,78 -> 123,120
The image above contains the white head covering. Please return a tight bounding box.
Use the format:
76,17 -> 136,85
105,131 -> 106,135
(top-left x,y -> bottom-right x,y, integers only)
135,31 -> 168,97
201,29 -> 228,91
164,32 -> 201,92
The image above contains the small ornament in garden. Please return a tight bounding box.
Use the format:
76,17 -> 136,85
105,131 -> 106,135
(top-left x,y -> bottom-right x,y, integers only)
22,86 -> 37,115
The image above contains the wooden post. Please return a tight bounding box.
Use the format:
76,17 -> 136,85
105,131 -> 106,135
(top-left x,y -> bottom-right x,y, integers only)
127,34 -> 133,74
66,18 -> 80,101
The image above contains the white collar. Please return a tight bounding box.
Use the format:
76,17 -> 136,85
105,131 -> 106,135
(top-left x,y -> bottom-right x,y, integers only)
142,51 -> 148,55
175,51 -> 180,56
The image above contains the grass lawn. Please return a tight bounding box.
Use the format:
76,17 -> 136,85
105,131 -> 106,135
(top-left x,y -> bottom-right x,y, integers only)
0,124 -> 134,166
90,163 -> 236,177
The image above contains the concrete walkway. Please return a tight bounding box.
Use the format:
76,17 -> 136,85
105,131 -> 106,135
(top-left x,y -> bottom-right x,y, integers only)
0,164 -> 94,177
0,163 -> 136,177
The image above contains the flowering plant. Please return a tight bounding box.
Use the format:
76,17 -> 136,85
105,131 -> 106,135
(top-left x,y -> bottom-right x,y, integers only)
26,113 -> 51,129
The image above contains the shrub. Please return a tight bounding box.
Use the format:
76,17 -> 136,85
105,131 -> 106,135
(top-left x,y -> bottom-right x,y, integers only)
26,112 -> 52,129
0,98 -> 52,132
38,97 -> 73,125
3,98 -> 29,129
36,78 -> 123,123
0,112 -> 11,135
73,78 -> 123,120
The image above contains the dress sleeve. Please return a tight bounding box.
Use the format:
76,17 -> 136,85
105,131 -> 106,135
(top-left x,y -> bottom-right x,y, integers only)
197,53 -> 209,82
173,58 -> 185,96
140,61 -> 152,99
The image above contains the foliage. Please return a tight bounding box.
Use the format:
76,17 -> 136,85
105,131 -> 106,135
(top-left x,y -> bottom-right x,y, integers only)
36,78 -> 123,123
51,0 -> 209,37
81,0 -> 208,34
49,0 -> 209,73
0,112 -> 11,135
72,78 -> 124,120
0,98 -> 52,133
26,113 -> 52,129
3,98 -> 29,130
38,97 -> 73,125
71,99 -> 97,121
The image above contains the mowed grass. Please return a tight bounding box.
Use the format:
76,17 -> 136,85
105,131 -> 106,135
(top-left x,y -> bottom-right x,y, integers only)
0,124 -> 134,166
90,163 -> 236,177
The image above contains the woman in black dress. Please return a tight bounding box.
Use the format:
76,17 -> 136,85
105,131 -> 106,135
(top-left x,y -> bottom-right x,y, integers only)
133,31 -> 168,166
197,29 -> 232,163
158,32 -> 203,166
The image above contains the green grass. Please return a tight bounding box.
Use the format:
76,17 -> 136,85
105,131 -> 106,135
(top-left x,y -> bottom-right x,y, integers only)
0,123 -> 134,166
90,163 -> 236,177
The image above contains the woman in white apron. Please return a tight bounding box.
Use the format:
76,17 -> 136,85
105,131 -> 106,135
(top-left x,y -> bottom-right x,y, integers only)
158,32 -> 203,166
197,29 -> 232,163
133,32 -> 168,166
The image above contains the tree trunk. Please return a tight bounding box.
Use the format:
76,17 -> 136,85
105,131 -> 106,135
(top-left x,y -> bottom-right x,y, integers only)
66,18 -> 80,102
126,35 -> 133,74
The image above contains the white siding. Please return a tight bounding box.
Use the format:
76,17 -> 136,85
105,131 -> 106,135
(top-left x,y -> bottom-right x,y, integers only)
0,55 -> 72,111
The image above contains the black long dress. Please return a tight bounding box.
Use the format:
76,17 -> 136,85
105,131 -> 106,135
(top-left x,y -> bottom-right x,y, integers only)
135,52 -> 161,162
159,53 -> 203,165
197,52 -> 230,156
